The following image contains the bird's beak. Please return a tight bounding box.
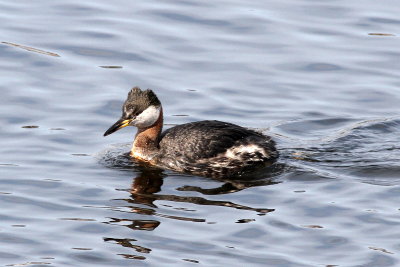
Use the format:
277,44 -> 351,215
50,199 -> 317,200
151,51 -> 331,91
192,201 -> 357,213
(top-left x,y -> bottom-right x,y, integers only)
103,118 -> 132,136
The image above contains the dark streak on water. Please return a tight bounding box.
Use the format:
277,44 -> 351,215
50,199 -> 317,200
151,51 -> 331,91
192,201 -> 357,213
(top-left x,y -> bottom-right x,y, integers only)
1,0 -> 400,266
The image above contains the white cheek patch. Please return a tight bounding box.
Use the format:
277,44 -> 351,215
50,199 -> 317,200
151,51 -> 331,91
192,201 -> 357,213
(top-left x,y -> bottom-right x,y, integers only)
131,105 -> 161,128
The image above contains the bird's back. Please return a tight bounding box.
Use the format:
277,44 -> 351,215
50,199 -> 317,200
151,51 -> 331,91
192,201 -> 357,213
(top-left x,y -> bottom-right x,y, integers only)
156,120 -> 278,176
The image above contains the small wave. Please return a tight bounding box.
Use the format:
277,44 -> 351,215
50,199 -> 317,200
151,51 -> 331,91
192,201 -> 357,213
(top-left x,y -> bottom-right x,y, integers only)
95,143 -> 136,170
276,117 -> 400,185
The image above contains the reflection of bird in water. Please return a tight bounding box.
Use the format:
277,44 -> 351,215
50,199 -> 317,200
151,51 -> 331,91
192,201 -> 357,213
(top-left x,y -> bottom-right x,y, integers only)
126,167 -> 278,214
104,166 -> 280,261
104,87 -> 278,177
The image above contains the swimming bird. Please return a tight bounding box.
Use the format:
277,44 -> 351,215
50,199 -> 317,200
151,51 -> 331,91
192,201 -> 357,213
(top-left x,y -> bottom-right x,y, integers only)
104,87 -> 278,177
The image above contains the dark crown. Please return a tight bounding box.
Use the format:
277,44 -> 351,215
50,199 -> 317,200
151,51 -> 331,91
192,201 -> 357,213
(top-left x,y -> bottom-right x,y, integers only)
122,87 -> 161,117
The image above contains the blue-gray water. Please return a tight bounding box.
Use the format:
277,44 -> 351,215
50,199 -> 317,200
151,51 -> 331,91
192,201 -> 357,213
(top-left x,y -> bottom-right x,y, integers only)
1,1 -> 399,266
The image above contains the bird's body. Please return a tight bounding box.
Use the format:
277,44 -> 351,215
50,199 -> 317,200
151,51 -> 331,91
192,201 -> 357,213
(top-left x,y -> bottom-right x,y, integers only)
104,87 -> 278,177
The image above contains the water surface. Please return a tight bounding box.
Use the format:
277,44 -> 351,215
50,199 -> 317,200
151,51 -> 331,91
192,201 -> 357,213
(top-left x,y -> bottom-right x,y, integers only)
1,0 -> 399,266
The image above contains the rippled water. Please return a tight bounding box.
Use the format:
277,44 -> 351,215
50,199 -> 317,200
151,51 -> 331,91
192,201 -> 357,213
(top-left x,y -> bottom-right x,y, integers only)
1,0 -> 399,266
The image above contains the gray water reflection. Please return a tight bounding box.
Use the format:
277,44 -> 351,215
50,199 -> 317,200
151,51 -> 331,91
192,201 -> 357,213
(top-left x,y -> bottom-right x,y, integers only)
128,169 -> 277,213
92,156 -> 286,262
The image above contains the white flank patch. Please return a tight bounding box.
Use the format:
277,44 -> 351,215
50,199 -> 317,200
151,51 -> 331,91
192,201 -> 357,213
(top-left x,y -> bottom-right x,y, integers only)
201,144 -> 268,168
224,144 -> 266,159
131,105 -> 161,128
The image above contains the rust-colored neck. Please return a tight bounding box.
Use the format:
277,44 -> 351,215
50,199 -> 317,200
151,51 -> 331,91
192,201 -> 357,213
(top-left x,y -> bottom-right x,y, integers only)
131,107 -> 163,159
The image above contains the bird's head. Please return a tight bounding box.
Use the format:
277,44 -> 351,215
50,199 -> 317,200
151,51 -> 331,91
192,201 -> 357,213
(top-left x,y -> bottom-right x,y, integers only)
104,87 -> 162,136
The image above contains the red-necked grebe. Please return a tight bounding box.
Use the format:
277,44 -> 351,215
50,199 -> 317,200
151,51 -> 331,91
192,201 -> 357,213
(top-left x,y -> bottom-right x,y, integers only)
104,87 -> 278,177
